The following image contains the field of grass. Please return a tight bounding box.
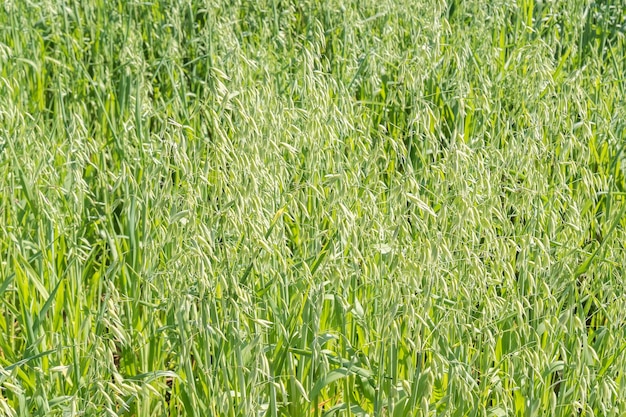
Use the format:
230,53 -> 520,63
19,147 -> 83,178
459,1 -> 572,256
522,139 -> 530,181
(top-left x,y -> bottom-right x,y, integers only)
1,0 -> 625,416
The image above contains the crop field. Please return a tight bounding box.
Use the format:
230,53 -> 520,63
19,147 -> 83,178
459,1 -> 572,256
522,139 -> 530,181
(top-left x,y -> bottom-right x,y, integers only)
1,0 -> 625,416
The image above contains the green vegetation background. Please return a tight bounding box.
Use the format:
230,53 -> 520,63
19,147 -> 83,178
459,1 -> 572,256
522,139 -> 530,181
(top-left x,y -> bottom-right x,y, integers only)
1,0 -> 625,416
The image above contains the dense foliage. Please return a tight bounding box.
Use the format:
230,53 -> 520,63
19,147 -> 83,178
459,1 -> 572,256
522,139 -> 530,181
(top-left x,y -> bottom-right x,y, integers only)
1,0 -> 625,416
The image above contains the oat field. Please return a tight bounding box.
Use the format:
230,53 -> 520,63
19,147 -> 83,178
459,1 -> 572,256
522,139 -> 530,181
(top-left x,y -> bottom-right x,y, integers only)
1,1 -> 625,416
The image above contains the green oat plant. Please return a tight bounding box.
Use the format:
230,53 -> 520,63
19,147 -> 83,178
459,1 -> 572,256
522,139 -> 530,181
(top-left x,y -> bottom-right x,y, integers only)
1,0 -> 625,416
